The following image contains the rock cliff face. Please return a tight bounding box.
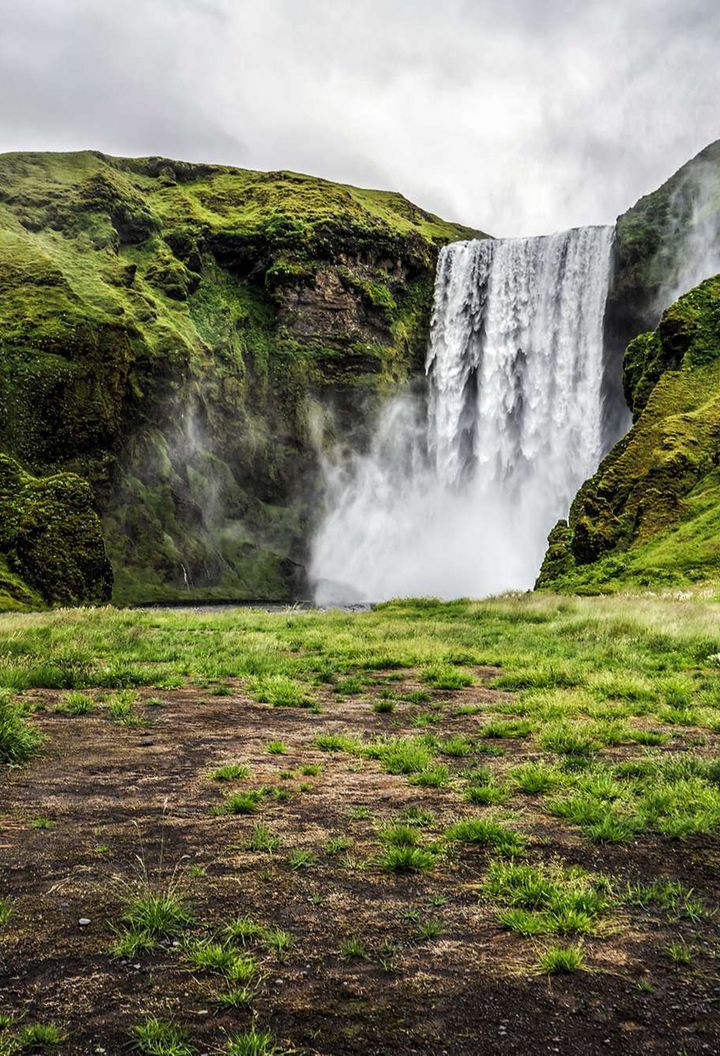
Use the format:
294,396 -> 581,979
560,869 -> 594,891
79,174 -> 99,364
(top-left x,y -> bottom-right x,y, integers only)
0,151 -> 481,607
539,141 -> 720,593
538,275 -> 720,591
601,140 -> 720,442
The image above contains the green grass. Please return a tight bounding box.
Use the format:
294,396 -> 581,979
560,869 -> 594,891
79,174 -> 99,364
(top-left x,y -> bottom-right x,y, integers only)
184,940 -> 258,983
130,1018 -> 193,1055
464,783 -> 509,806
0,899 -> 12,927
246,824 -> 280,852
112,928 -> 158,958
665,940 -> 693,965
325,836 -> 353,855
539,725 -> 598,758
1,592 -> 718,711
537,944 -> 585,974
509,762 -> 564,794
225,1028 -> 284,1056
480,719 -> 532,740
544,758 -> 720,842
214,986 -> 256,1009
222,790 -> 265,815
373,698 -> 395,713
438,735 -> 475,757
380,824 -> 420,847
211,764 -> 250,782
0,693 -> 42,764
14,1023 -> 63,1050
3,591 -> 720,1009
378,844 -> 437,873
122,892 -> 193,938
224,916 -> 266,946
31,817 -> 54,830
249,675 -> 314,709
422,665 -> 475,690
107,690 -> 141,725
263,926 -> 294,957
408,765 -> 451,788
288,849 -> 315,869
623,879 -> 705,920
341,937 -> 368,959
314,733 -> 362,754
486,860 -> 609,937
445,819 -> 526,856
54,690 -> 93,715
366,737 -> 435,775
417,918 -> 444,939
266,740 -> 288,755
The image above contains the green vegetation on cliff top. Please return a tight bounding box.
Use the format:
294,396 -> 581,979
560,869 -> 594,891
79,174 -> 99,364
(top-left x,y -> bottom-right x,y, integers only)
0,150 -> 481,608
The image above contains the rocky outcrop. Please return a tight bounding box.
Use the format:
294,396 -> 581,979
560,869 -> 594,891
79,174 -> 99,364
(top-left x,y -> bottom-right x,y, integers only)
0,455 -> 112,608
0,151 -> 482,607
601,140 -> 720,443
538,275 -> 720,591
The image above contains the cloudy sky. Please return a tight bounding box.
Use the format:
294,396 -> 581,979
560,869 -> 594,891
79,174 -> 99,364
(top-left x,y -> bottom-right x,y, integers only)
1,0 -> 718,236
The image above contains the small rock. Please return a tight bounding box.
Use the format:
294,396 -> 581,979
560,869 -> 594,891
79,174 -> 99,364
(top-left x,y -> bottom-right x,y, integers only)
78,918 -> 91,926
138,739 -> 155,747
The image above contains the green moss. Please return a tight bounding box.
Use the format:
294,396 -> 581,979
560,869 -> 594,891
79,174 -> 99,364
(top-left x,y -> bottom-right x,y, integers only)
0,454 -> 111,608
607,139 -> 720,347
0,149 -> 483,605
539,276 -> 720,592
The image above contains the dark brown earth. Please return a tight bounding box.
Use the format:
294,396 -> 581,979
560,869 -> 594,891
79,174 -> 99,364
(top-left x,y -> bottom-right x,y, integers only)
1,678 -> 720,1055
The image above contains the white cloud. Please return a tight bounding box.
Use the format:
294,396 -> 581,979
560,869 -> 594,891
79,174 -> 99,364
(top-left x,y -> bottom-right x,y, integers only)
0,0 -> 718,235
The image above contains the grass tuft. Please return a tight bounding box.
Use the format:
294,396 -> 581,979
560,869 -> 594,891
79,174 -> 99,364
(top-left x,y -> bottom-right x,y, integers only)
537,944 -> 585,974
130,1017 -> 193,1055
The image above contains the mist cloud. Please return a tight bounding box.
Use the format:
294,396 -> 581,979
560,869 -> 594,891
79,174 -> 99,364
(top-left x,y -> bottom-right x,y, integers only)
0,0 -> 718,235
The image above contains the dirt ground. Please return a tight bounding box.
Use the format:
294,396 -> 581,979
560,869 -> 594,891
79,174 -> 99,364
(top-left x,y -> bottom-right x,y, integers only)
1,676 -> 719,1055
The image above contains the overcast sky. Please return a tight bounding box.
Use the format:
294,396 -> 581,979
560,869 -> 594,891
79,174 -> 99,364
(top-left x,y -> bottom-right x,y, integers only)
1,0 -> 718,236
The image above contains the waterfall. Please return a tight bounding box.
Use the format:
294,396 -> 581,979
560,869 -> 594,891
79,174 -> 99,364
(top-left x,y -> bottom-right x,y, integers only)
311,225 -> 617,604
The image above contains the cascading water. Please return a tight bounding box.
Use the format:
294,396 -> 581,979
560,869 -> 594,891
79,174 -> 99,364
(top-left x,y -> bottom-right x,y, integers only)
311,225 -> 617,604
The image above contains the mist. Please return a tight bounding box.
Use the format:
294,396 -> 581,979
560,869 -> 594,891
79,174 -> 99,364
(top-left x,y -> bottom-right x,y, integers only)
311,227 -> 616,603
658,156 -> 720,311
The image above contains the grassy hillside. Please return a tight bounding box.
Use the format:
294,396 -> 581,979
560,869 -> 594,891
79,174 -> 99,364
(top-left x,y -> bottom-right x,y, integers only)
538,275 -> 720,591
0,151 -> 481,607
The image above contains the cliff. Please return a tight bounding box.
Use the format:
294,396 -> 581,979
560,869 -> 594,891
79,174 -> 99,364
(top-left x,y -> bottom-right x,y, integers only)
538,274 -> 720,591
539,140 -> 720,592
0,151 -> 481,607
601,139 -> 720,442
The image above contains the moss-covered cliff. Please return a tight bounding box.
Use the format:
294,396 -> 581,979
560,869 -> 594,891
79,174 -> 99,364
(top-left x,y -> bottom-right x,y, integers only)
538,275 -> 720,592
601,140 -> 720,440
0,454 -> 111,609
0,151 -> 481,608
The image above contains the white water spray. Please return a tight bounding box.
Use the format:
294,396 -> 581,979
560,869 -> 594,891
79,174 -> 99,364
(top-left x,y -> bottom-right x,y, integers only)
311,226 -> 616,603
